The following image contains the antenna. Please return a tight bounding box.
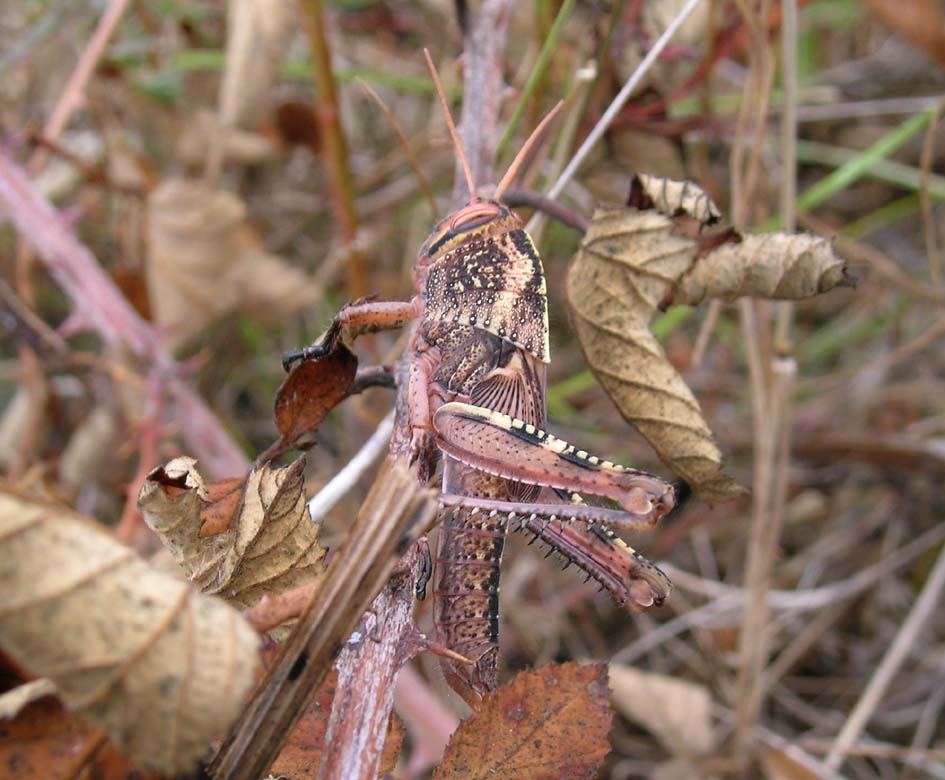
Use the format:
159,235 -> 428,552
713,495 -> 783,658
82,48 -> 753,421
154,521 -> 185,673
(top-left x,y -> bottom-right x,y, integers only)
493,100 -> 564,202
423,49 -> 477,203
356,77 -> 438,218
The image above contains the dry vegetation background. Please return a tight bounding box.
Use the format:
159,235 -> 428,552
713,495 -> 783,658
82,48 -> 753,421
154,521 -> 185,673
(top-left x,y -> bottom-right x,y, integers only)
1,0 -> 945,779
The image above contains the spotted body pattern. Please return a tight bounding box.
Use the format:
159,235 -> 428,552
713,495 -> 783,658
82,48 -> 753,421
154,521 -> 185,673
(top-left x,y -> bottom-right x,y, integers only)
424,231 -> 550,362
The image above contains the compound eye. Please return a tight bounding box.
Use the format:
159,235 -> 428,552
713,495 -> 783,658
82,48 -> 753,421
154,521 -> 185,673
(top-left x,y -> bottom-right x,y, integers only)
450,202 -> 501,232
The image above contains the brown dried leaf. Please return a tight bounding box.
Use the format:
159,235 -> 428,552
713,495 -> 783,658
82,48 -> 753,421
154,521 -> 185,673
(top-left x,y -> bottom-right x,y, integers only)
567,206 -> 737,503
275,344 -> 359,443
269,668 -> 337,778
609,664 -> 714,758
433,663 -> 612,780
0,695 -> 165,780
0,488 -> 260,774
138,456 -> 327,613
566,178 -> 850,503
147,178 -> 320,352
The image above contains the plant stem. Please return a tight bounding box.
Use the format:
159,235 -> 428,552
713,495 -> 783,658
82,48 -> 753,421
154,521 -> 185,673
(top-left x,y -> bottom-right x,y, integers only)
452,0 -> 513,206
496,0 -> 575,160
547,0 -> 705,199
207,460 -> 438,780
297,0 -> 366,297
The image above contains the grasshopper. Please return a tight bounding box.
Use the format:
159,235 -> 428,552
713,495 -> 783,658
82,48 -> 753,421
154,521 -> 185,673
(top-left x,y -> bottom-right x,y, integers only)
284,52 -> 676,705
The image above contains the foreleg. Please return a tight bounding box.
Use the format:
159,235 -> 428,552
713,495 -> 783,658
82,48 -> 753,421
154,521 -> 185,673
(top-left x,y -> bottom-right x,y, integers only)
282,297 -> 423,370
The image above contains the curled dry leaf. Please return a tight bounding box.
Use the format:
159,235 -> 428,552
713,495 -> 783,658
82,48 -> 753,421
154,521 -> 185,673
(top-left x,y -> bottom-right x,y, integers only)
630,173 -> 721,224
138,456 -> 327,614
219,0 -> 296,129
147,178 -> 320,352
0,488 -> 260,774
275,344 -> 359,444
566,175 -> 850,503
433,663 -> 612,780
671,233 -> 849,307
176,109 -> 279,168
609,663 -> 714,758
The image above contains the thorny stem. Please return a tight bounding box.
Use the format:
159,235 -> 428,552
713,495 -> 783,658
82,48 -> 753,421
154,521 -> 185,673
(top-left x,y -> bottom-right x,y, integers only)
0,150 -> 249,479
318,7 -> 515,777
453,0 -> 513,206
297,0 -> 366,297
116,381 -> 162,544
317,549 -> 426,780
16,0 -> 132,302
207,460 -> 438,780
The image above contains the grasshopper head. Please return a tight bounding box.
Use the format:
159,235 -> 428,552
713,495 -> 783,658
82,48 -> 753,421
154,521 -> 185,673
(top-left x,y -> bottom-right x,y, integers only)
416,198 -> 522,277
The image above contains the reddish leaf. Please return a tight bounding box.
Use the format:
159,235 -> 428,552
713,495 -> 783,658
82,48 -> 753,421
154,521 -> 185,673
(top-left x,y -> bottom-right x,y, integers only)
199,476 -> 245,536
269,667 -> 404,777
270,668 -> 337,778
862,0 -> 945,70
434,663 -> 613,780
274,345 -> 358,443
380,714 -> 406,775
0,695 -> 164,780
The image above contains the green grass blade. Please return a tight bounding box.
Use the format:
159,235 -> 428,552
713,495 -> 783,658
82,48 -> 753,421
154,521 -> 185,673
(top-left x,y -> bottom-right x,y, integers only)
496,0 -> 576,159
763,107 -> 935,231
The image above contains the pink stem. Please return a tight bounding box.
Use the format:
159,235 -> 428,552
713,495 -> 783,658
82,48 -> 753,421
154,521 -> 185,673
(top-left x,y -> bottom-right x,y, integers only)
30,0 -> 132,172
0,150 -> 249,478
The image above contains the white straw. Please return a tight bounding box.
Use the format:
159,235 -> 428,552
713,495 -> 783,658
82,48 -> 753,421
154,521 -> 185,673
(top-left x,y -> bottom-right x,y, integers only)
307,410 -> 395,523
547,0 -> 705,200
